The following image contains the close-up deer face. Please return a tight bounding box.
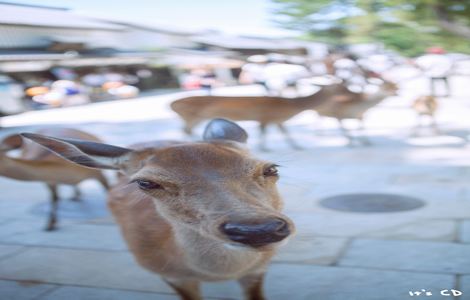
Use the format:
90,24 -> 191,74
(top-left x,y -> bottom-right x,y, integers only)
22,119 -> 294,251
130,142 -> 292,248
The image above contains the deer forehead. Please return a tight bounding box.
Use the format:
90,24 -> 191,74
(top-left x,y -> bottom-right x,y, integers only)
134,143 -> 263,180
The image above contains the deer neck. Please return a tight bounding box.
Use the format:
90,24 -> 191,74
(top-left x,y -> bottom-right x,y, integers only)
293,86 -> 339,110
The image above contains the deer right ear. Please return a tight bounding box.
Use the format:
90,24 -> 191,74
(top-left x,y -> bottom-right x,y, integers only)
203,118 -> 248,143
20,133 -> 132,170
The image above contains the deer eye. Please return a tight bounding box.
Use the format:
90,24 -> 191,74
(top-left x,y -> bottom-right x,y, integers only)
263,164 -> 279,177
135,179 -> 163,190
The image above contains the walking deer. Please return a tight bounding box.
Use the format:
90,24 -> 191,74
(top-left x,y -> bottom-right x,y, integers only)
171,84 -> 349,151
313,80 -> 399,145
0,128 -> 109,230
22,119 -> 295,300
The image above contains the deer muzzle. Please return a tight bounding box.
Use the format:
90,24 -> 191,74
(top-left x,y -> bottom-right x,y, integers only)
220,218 -> 291,248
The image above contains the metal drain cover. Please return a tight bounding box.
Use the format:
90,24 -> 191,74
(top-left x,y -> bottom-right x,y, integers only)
319,193 -> 425,213
30,195 -> 110,220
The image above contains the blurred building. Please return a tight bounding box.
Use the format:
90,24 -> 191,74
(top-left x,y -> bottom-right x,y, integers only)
192,33 -> 328,58
0,1 -> 330,114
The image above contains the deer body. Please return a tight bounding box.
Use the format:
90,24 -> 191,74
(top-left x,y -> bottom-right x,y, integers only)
171,84 -> 348,150
23,119 -> 294,300
0,128 -> 109,230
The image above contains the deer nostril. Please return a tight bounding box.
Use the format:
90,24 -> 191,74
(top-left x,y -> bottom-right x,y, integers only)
220,218 -> 291,247
273,219 -> 289,235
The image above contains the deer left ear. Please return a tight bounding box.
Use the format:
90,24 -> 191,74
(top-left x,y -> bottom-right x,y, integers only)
203,118 -> 248,143
21,133 -> 133,170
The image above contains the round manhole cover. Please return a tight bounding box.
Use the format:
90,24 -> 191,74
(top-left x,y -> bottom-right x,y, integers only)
319,193 -> 425,213
30,195 -> 110,220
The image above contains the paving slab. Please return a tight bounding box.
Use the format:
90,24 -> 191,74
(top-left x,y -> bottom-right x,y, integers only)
37,286 -> 180,300
0,279 -> 57,300
461,221 -> 470,243
0,245 -> 24,260
0,221 -> 127,251
460,275 -> 470,300
362,219 -> 457,242
290,212 -> 458,241
273,236 -> 348,265
263,264 -> 455,300
0,247 -> 173,294
0,247 -> 244,299
339,239 -> 470,274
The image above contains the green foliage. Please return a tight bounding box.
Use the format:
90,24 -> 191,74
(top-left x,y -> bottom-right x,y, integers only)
271,0 -> 470,56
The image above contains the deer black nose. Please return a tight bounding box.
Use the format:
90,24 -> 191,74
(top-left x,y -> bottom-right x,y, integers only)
221,218 -> 290,248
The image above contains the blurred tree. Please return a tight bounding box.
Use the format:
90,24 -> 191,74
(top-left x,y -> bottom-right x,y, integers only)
271,0 -> 470,56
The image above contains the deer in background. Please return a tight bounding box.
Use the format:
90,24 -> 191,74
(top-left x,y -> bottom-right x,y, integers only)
313,80 -> 399,145
23,119 -> 295,300
411,95 -> 439,134
171,83 -> 350,151
0,128 -> 109,230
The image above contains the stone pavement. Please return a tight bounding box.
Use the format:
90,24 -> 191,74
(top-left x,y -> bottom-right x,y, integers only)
1,76 -> 470,299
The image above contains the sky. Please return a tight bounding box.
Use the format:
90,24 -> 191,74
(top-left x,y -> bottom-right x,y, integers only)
3,0 -> 296,37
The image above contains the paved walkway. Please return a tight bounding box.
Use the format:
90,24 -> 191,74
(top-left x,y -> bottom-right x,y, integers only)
1,77 -> 470,299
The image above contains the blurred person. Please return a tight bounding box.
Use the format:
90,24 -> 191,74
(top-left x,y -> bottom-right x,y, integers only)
199,69 -> 217,94
415,47 -> 453,97
32,91 -> 63,108
82,72 -> 105,88
103,71 -> 125,83
239,55 -> 271,93
123,73 -> 139,85
25,85 -> 51,109
51,80 -> 89,106
101,79 -> 139,99
334,53 -> 368,88
107,84 -> 139,98
0,76 -> 25,119
263,59 -> 310,96
323,50 -> 343,75
179,71 -> 201,90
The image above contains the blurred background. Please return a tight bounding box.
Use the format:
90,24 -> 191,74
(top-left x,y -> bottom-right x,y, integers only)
0,0 -> 468,115
1,1 -> 470,300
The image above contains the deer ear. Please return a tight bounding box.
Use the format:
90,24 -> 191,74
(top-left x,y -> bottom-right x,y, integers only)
203,118 -> 248,143
20,133 -> 132,170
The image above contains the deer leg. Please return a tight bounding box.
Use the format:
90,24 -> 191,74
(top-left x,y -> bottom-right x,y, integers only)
259,123 -> 269,152
411,115 -> 423,137
338,120 -> 354,146
239,273 -> 266,300
277,123 -> 302,150
45,184 -> 59,231
430,115 -> 440,135
357,119 -> 371,146
163,278 -> 201,300
96,173 -> 110,191
70,186 -> 82,202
